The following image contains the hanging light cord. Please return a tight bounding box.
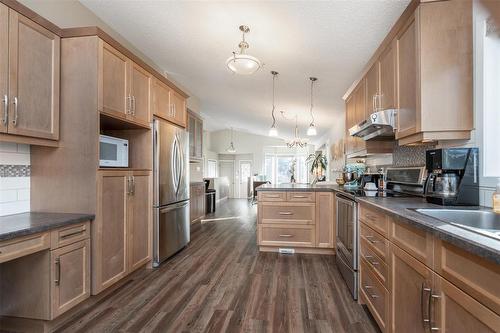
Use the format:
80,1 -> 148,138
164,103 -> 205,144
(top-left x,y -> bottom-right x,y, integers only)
271,73 -> 277,128
309,78 -> 315,127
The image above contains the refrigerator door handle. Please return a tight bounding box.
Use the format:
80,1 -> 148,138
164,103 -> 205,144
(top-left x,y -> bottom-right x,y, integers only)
172,137 -> 179,195
176,134 -> 184,197
159,201 -> 189,214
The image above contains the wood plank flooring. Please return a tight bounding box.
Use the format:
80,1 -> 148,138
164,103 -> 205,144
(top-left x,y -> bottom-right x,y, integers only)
56,199 -> 379,333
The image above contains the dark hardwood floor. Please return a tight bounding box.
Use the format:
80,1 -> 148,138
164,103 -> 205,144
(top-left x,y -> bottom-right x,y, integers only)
57,199 -> 379,333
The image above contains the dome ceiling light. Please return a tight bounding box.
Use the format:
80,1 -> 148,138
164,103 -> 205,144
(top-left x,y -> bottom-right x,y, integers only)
268,71 -> 279,137
307,77 -> 318,136
226,25 -> 262,75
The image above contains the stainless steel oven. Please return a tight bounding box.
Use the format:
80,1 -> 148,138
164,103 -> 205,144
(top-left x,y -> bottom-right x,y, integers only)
335,193 -> 358,299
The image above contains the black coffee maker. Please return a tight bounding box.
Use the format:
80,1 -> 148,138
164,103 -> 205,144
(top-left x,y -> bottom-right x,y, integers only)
424,148 -> 479,206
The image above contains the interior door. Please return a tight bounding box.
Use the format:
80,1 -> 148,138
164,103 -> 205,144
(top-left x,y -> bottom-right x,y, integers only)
129,62 -> 151,125
127,172 -> 151,272
8,11 -> 60,140
239,160 -> 252,198
99,41 -> 129,118
0,4 -> 7,133
219,160 -> 235,198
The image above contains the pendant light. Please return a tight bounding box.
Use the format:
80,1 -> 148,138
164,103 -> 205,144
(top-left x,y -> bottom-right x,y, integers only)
226,127 -> 237,153
268,71 -> 279,137
287,115 -> 308,148
307,77 -> 318,136
226,25 -> 262,75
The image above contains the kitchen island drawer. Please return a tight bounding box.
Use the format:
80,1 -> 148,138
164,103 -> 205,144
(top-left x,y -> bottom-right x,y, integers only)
258,224 -> 315,247
51,221 -> 90,248
360,222 -> 389,261
286,192 -> 315,202
360,260 -> 389,332
258,192 -> 286,202
361,238 -> 388,288
260,202 -> 315,224
0,232 -> 50,264
359,204 -> 389,236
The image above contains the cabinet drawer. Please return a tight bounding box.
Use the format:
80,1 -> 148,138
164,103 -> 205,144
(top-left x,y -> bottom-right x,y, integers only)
51,221 -> 90,249
0,232 -> 50,263
286,192 -> 315,202
389,217 -> 433,267
260,203 -> 314,224
258,191 -> 286,202
360,260 -> 389,332
360,238 -> 388,288
359,204 -> 389,236
258,224 -> 315,247
360,222 -> 389,261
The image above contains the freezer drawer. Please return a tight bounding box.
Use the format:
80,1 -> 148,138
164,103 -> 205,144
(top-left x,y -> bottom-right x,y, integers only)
153,200 -> 190,266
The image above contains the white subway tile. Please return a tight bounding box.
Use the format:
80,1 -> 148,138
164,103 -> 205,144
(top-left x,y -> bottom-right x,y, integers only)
0,177 -> 30,190
0,151 -> 31,165
17,188 -> 30,201
0,142 -> 17,153
0,189 -> 18,203
0,200 -> 29,216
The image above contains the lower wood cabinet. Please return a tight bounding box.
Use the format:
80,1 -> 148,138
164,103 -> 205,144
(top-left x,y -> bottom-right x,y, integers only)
315,192 -> 335,248
94,170 -> 151,294
190,183 -> 205,223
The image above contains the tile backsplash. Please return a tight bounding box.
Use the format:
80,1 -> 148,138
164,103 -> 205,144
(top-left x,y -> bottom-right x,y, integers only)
0,142 -> 30,216
392,143 -> 436,167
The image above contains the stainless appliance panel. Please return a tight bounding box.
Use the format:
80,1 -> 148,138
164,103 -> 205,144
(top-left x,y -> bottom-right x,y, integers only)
336,250 -> 358,300
153,200 -> 190,266
153,118 -> 189,207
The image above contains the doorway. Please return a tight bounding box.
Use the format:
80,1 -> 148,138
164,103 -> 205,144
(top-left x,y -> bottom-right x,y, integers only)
219,160 -> 235,198
238,160 -> 252,198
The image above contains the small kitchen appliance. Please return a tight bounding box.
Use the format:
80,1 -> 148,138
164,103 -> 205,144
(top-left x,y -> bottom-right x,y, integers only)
99,135 -> 129,168
342,162 -> 366,189
424,148 -> 479,206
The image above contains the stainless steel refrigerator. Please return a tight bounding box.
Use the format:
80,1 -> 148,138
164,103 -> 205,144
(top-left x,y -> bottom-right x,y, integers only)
153,117 -> 190,267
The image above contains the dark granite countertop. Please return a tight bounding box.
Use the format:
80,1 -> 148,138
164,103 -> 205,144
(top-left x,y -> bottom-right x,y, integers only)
0,212 -> 95,242
256,183 -> 500,264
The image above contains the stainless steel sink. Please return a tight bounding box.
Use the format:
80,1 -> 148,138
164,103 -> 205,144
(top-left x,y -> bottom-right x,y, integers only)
415,208 -> 500,240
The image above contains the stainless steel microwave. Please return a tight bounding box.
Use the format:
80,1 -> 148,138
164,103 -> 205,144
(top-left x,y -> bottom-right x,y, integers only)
99,135 -> 129,168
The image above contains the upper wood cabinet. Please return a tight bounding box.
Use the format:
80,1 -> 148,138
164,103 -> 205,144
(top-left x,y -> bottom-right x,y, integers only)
99,41 -> 151,127
0,7 -> 60,142
188,110 -> 203,160
153,78 -> 187,128
379,43 -> 396,110
365,63 -> 379,115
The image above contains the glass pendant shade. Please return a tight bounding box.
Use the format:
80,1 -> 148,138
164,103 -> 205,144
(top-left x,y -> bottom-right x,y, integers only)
269,126 -> 278,137
226,142 -> 236,153
307,124 -> 317,136
226,54 -> 261,75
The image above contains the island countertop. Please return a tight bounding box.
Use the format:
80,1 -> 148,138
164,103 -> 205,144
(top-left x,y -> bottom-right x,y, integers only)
256,182 -> 341,192
0,212 -> 95,242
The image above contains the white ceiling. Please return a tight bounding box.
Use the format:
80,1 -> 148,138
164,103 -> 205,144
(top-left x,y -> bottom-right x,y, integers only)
80,0 -> 410,140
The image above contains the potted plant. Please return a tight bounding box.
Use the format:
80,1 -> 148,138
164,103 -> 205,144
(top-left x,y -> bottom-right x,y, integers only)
307,152 -> 327,183
288,158 -> 297,183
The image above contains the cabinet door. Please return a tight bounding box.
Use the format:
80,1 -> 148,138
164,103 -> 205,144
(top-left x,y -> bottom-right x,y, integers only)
389,244 -> 433,333
354,82 -> 366,152
129,62 -> 151,125
8,11 -> 60,140
128,173 -> 151,271
188,113 -> 196,159
51,239 -> 90,318
315,192 -> 334,248
152,79 -> 172,121
195,118 -> 203,159
379,42 -> 396,110
198,186 -> 205,218
396,16 -> 417,139
345,95 -> 355,155
95,172 -> 127,293
99,41 -> 129,117
171,90 -> 186,128
0,4 -> 7,134
431,273 -> 500,333
366,62 -> 379,115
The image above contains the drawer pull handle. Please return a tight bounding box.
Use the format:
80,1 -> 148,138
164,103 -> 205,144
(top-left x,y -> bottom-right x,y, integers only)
365,213 -> 377,220
266,195 -> 280,198
365,236 -> 379,243
370,294 -> 379,299
364,285 -> 373,289
55,258 -> 61,286
293,195 -> 307,198
279,212 -> 293,215
60,229 -> 85,239
279,234 -> 293,238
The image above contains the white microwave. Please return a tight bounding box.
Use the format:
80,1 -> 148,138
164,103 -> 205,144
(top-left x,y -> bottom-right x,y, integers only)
99,135 -> 129,167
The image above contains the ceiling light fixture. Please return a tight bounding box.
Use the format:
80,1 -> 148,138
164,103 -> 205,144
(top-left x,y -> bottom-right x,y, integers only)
287,115 -> 308,149
226,127 -> 237,153
269,71 -> 279,137
226,25 -> 262,75
307,77 -> 318,136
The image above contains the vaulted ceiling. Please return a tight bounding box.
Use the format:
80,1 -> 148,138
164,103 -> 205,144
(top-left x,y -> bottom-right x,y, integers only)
80,0 -> 410,141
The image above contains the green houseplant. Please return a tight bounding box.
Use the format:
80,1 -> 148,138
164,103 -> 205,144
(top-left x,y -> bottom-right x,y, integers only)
307,152 -> 327,182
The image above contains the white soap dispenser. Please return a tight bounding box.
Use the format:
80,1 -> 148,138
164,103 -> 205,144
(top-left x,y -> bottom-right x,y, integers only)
494,178 -> 500,213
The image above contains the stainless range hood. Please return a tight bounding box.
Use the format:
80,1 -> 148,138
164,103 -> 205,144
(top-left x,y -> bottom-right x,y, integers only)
349,109 -> 396,141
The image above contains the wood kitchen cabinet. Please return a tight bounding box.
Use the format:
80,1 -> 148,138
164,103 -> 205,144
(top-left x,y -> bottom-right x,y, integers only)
379,43 -> 396,110
0,5 -> 60,143
153,78 -> 187,128
315,192 -> 335,248
99,41 -> 151,127
190,182 -> 205,223
94,170 -> 151,294
188,110 -> 203,161
365,63 -> 379,115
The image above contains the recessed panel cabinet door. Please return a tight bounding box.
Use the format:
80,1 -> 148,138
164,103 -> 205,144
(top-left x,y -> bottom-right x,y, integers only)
0,4 -> 7,134
129,62 -> 151,125
51,239 -> 90,318
128,173 -> 151,271
389,244 -> 432,333
171,90 -> 186,128
99,41 -> 129,117
152,79 -> 172,121
95,172 -> 127,293
315,192 -> 334,248
366,63 -> 379,115
379,43 -> 396,110
8,11 -> 60,140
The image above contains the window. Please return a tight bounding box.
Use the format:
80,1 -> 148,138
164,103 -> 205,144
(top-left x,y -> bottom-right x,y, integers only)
206,159 -> 217,178
263,152 -> 309,184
